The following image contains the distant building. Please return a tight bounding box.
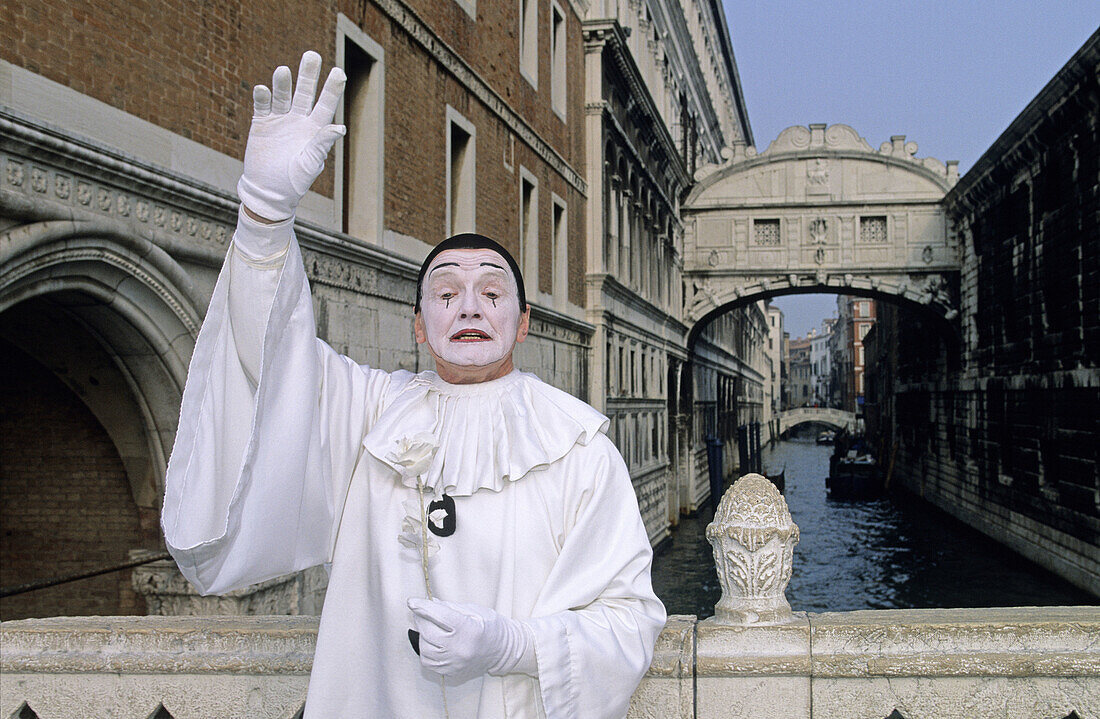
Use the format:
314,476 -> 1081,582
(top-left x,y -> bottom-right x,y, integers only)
764,303 -> 784,432
810,318 -> 835,406
787,336 -> 813,408
832,296 -> 876,413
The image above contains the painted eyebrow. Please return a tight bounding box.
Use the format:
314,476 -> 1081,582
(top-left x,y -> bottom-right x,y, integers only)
427,262 -> 460,275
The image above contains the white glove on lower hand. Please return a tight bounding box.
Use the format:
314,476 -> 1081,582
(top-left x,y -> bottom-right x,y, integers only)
408,598 -> 536,682
237,50 -> 347,222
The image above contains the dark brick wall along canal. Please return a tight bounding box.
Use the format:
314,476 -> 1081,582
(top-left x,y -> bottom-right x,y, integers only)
651,439 -> 1096,618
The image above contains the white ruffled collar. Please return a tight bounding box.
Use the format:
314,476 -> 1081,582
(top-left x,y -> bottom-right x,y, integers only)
362,370 -> 609,496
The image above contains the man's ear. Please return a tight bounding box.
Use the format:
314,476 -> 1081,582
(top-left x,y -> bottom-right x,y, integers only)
414,312 -> 426,344
515,307 -> 531,344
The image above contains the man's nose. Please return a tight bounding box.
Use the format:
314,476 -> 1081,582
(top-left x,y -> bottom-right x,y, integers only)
458,292 -> 481,318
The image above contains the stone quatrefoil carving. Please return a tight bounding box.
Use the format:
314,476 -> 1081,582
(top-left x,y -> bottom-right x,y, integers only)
706,473 -> 799,625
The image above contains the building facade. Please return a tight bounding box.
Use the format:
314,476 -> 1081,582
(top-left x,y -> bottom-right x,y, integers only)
872,32 -> 1100,595
1,0 -> 759,617
830,295 -> 875,412
786,335 -> 812,408
809,318 -> 833,406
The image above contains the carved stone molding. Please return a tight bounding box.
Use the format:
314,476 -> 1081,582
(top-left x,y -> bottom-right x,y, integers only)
131,560 -> 326,618
706,473 -> 799,625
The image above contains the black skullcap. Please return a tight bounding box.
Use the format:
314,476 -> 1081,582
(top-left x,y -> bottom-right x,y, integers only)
414,233 -> 527,313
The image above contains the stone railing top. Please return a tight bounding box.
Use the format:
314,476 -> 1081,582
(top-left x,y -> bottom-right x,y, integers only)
4,610 -> 1098,719
6,608 -> 1098,679
1,615 -> 319,675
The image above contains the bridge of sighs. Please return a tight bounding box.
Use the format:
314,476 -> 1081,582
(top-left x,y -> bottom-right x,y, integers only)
681,123 -> 961,331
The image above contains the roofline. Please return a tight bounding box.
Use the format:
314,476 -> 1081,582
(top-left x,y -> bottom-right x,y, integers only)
710,0 -> 754,147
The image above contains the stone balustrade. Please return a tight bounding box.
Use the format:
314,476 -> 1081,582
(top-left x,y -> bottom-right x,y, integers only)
3,475 -> 1098,718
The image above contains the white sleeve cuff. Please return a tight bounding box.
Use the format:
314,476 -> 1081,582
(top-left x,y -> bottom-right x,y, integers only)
232,206 -> 294,263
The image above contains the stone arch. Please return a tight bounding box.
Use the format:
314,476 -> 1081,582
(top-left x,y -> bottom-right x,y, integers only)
0,220 -> 200,512
686,286 -> 958,352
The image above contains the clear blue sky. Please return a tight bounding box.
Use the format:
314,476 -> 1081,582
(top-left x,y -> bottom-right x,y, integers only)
720,2 -> 1099,339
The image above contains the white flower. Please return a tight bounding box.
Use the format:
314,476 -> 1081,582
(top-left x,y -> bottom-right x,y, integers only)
398,514 -> 440,558
386,432 -> 438,478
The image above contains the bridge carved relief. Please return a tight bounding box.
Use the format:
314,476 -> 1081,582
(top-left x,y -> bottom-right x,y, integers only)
681,124 -> 961,326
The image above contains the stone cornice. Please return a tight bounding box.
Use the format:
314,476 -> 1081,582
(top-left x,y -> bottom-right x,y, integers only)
374,0 -> 586,196
706,0 -> 753,147
582,20 -> 690,196
526,302 -> 595,346
593,271 -> 687,332
682,196 -> 946,212
1,109 -> 421,305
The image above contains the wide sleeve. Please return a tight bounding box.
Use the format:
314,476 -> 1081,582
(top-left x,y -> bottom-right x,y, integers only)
526,435 -> 667,719
161,209 -> 392,596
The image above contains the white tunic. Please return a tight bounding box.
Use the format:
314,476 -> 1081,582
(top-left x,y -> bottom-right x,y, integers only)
162,214 -> 666,718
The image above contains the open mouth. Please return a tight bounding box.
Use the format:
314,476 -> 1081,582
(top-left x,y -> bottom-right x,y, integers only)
450,329 -> 492,342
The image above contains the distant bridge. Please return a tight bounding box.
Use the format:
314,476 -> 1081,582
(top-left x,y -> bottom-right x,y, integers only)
778,407 -> 855,435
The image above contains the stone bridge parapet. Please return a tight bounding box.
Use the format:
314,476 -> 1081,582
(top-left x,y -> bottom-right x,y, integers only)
4,474 -> 1098,718
3,607 -> 1097,718
778,407 -> 856,435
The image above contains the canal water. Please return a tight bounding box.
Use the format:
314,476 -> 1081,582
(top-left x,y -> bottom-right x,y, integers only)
651,438 -> 1096,617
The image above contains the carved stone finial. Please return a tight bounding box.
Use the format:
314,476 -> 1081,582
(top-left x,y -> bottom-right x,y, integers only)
705,473 -> 800,625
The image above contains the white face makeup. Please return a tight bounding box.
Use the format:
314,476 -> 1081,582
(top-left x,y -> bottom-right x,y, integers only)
415,248 -> 529,383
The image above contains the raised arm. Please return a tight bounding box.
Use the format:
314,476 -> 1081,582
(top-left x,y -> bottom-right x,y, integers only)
163,52 -> 391,595
230,51 -> 346,382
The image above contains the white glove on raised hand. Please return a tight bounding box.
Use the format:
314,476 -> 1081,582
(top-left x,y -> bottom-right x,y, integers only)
237,50 -> 347,222
408,597 -> 537,682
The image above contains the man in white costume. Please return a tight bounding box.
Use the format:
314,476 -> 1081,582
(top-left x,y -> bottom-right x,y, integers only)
162,51 -> 665,718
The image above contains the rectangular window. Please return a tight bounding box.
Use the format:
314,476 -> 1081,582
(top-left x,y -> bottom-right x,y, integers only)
859,215 -> 887,243
551,194 -> 567,303
519,0 -> 537,88
446,106 -> 476,235
858,323 -> 871,340
753,219 -> 781,246
337,16 -> 384,242
550,2 -> 566,117
519,168 -> 538,285
858,346 -> 865,365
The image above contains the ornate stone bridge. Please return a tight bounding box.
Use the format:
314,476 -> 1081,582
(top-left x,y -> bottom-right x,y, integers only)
680,124 -> 960,334
778,407 -> 855,435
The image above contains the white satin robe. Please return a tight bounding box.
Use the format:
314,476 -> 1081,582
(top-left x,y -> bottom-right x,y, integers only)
161,213 -> 666,718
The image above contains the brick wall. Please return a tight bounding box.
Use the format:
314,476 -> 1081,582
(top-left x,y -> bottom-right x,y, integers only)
3,0 -> 585,299
0,341 -> 158,619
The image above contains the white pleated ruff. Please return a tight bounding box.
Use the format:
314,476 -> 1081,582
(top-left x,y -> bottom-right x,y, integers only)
362,370 -> 609,497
